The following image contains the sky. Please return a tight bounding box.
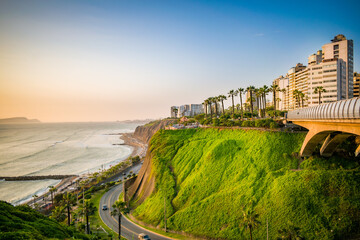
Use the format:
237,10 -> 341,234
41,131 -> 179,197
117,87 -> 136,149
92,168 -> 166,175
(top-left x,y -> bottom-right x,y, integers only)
1,0 -> 360,122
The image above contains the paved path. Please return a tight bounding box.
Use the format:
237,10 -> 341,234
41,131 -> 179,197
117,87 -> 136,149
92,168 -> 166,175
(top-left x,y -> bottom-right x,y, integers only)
99,172 -> 174,240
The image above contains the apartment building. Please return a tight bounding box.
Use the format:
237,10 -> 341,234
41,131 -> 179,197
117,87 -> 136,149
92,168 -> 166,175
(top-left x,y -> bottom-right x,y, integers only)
272,75 -> 289,111
322,34 -> 354,98
170,104 -> 204,117
274,34 -> 353,110
354,72 -> 360,97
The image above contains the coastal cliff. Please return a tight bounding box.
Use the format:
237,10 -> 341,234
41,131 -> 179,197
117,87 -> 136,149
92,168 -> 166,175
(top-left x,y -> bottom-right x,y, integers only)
133,119 -> 176,143
129,128 -> 360,239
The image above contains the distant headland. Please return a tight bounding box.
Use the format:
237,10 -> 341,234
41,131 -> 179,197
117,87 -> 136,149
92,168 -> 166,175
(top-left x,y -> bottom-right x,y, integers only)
0,117 -> 41,124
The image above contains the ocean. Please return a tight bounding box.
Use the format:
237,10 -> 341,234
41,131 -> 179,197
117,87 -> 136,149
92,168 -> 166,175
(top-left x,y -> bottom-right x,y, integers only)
0,122 -> 142,205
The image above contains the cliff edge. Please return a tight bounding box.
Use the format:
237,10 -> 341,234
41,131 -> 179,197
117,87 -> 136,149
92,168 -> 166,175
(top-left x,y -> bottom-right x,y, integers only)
133,119 -> 176,143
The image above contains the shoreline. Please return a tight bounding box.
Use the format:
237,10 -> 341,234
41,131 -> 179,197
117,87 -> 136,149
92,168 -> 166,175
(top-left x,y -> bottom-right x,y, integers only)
23,132 -> 146,207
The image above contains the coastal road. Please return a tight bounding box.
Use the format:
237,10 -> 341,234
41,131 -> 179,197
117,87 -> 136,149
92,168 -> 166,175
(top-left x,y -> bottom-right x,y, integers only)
99,183 -> 174,240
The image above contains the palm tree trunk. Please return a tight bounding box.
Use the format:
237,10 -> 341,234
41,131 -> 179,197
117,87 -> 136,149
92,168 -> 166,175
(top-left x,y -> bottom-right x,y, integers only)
205,104 -> 207,117
249,226 -> 253,240
209,103 -> 213,119
221,100 -> 225,115
319,92 -> 321,105
250,91 -> 254,119
67,204 -> 71,226
262,93 -> 265,117
240,94 -> 243,120
215,101 -> 218,117
86,213 -> 90,234
232,95 -> 234,116
273,90 -> 276,112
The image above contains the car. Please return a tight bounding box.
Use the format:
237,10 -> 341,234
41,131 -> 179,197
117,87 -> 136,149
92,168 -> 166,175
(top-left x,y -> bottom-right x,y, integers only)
138,233 -> 151,240
102,205 -> 108,211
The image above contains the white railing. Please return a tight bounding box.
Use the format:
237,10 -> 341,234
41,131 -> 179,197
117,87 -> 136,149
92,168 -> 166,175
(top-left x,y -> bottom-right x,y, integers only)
287,97 -> 360,120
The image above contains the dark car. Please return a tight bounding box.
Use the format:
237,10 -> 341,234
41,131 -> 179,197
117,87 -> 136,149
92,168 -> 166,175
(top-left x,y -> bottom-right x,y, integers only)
102,205 -> 108,211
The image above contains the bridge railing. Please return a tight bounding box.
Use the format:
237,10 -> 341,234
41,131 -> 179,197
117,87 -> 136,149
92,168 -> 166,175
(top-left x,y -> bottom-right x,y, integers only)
287,97 -> 360,120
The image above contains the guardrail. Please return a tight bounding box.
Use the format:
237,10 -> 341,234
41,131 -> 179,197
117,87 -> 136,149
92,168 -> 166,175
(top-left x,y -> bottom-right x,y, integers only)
287,97 -> 360,120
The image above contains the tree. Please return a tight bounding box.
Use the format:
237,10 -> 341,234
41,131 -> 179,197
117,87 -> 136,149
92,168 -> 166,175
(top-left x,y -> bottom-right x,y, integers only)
218,95 -> 227,115
246,86 -> 256,119
32,194 -> 38,207
261,85 -> 269,117
255,88 -> 261,117
61,192 -> 76,226
207,97 -> 213,119
314,86 -> 327,105
80,199 -> 96,234
172,108 -> 178,118
292,90 -> 303,109
51,205 -> 66,222
270,84 -> 282,113
228,90 -> 236,116
203,99 -> 210,118
111,200 -> 127,240
237,88 -> 245,120
212,97 -> 219,117
277,222 -> 304,240
299,92 -> 305,108
48,186 -> 57,206
241,208 -> 260,240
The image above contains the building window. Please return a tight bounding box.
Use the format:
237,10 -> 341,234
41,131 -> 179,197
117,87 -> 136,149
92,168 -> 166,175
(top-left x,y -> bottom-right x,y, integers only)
333,45 -> 339,50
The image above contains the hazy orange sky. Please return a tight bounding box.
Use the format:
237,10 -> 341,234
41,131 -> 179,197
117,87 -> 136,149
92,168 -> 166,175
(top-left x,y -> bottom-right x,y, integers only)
1,0 -> 359,122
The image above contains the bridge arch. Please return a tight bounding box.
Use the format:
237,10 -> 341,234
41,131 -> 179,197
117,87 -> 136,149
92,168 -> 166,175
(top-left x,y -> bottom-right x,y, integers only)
287,98 -> 360,157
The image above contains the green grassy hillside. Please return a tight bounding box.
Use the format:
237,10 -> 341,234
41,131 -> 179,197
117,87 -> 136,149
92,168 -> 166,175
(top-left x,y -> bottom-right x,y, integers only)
0,201 -> 90,240
132,128 -> 360,239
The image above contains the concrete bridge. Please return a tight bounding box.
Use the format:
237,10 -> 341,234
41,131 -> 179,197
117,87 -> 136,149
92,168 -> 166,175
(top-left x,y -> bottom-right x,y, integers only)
287,97 -> 360,157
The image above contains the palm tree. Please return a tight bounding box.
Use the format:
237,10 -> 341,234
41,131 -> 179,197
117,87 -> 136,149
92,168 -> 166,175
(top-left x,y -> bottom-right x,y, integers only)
62,192 -> 76,226
277,223 -> 303,240
314,86 -> 327,105
218,95 -> 227,115
270,84 -> 282,113
212,97 -> 219,117
299,92 -> 305,108
172,108 -> 178,118
32,194 -> 38,207
292,90 -> 303,109
261,85 -> 269,117
228,90 -> 236,116
237,88 -> 245,120
111,200 -> 127,240
241,208 -> 261,240
48,186 -> 57,206
255,88 -> 262,117
207,98 -> 213,119
203,99 -> 209,118
246,86 -> 256,119
80,199 -> 96,234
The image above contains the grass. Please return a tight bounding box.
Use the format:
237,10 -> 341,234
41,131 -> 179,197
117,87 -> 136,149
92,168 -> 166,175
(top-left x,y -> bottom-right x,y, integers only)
132,128 -> 360,239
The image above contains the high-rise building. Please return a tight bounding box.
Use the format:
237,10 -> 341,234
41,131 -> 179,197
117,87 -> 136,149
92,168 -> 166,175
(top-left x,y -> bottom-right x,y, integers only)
272,75 -> 289,111
322,34 -> 354,98
274,34 -> 353,110
354,72 -> 360,97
